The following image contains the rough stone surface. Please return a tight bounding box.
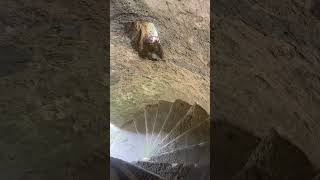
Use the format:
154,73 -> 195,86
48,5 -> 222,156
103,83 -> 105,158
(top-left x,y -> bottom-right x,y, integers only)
135,161 -> 209,180
150,142 -> 209,166
110,0 -> 210,127
0,0 -> 107,179
212,120 -> 260,180
232,129 -> 315,180
111,157 -> 164,180
135,161 -> 180,179
0,46 -> 32,76
213,0 -> 320,168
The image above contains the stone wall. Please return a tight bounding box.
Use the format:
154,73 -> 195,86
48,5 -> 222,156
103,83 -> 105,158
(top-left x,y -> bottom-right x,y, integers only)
213,0 -> 320,168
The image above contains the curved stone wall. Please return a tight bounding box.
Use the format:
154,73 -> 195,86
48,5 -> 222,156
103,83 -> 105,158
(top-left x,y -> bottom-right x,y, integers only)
110,0 -> 210,127
213,0 -> 320,168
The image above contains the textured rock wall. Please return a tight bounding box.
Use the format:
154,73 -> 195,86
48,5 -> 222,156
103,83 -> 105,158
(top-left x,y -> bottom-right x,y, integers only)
0,0 -> 107,179
233,129 -> 315,179
110,0 -> 210,126
213,0 -> 320,168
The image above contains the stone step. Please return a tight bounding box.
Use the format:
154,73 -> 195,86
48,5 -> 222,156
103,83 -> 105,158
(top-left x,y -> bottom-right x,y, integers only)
150,100 -> 174,149
144,103 -> 159,145
150,142 -> 209,166
157,99 -> 192,139
134,161 -> 210,180
158,118 -> 210,155
132,108 -> 147,136
151,100 -> 173,136
111,157 -> 164,180
157,104 -> 208,153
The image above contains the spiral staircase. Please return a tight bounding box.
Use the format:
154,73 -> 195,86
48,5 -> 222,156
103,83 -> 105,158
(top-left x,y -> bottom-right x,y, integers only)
109,100 -> 318,180
110,99 -> 210,179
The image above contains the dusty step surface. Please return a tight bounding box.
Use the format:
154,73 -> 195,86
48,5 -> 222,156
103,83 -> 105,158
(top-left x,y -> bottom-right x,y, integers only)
132,108 -> 147,135
135,161 -> 181,180
111,157 -> 164,180
232,129 -> 316,180
158,118 -> 209,155
150,142 -> 209,166
156,99 -> 192,139
145,99 -> 209,157
150,100 -> 174,145
145,103 -> 159,144
152,100 -> 193,153
120,100 -> 188,136
151,100 -> 173,135
135,161 -> 210,180
157,103 -> 209,150
153,101 -> 209,155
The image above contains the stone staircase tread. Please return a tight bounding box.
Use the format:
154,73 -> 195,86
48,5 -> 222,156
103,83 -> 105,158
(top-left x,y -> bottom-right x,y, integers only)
145,103 -> 159,144
162,104 -> 209,147
159,119 -> 210,154
152,100 -> 173,135
150,142 -> 210,165
161,99 -> 192,134
111,157 -> 164,180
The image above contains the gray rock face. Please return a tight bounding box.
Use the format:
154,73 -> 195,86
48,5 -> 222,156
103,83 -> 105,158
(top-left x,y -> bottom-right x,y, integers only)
213,0 -> 320,168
